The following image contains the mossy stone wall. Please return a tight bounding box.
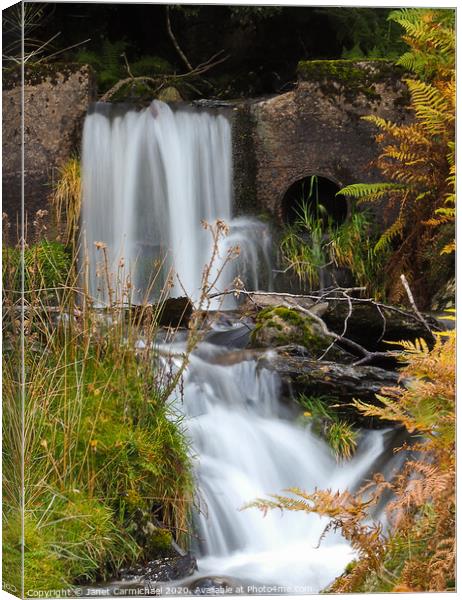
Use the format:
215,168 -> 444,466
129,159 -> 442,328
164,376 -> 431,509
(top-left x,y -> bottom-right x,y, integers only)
2,63 -> 96,231
233,59 -> 411,223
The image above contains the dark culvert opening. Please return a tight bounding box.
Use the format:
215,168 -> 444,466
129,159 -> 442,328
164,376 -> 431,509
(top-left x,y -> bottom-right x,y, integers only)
282,175 -> 348,226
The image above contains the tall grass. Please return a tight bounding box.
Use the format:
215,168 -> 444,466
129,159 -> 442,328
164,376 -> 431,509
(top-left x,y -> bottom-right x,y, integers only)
280,197 -> 389,297
50,158 -> 81,246
3,217 -> 237,593
299,394 -> 358,461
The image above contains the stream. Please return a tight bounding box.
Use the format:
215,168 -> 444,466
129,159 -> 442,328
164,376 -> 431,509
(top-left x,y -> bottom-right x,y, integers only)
80,100 -> 404,595
165,324 -> 402,594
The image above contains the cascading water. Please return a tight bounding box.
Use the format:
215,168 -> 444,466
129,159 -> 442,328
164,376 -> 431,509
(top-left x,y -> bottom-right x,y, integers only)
81,99 -> 401,594
81,101 -> 271,305
164,330 -> 401,593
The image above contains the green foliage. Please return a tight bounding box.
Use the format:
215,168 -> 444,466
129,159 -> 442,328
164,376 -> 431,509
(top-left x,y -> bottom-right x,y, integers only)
2,240 -> 194,591
3,240 -> 71,297
228,6 -> 283,26
77,39 -> 128,90
25,240 -> 71,289
130,55 -> 172,78
76,38 -> 174,94
338,8 -> 455,304
390,8 -> 455,80
280,181 -> 388,297
299,395 -> 358,460
317,7 -> 405,59
2,336 -> 193,589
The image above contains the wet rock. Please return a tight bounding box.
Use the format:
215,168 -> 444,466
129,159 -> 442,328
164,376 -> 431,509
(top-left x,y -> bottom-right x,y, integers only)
259,346 -> 400,423
322,301 -> 440,350
158,296 -> 193,327
157,86 -> 183,103
120,553 -> 197,583
188,576 -> 247,595
204,313 -> 255,348
132,296 -> 193,327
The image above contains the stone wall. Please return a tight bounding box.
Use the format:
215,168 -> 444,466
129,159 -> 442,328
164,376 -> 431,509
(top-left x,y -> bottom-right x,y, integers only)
2,64 -> 95,231
233,60 -> 411,223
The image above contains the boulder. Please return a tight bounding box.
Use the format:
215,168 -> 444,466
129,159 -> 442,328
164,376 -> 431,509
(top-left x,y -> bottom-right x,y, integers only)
157,86 -> 183,102
249,305 -> 347,361
119,553 -> 197,583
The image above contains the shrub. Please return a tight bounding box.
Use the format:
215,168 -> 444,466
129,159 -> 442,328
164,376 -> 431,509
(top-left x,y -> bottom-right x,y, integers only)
248,322 -> 455,592
3,240 -> 71,299
340,9 -> 455,304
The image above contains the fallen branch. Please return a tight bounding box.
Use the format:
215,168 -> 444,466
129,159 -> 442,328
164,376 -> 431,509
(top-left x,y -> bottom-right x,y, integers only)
318,289 -> 353,360
166,5 -> 193,72
208,288 -> 442,330
99,51 -> 229,102
400,274 -> 435,340
284,298 -> 394,366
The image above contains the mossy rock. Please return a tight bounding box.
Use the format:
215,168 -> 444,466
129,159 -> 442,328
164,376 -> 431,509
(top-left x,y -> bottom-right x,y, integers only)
250,306 -> 331,355
296,59 -> 406,105
145,526 -> 174,558
157,86 -> 183,103
297,59 -> 401,84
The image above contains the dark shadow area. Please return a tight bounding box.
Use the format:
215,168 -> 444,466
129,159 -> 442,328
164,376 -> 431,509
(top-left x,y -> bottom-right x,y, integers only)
282,175 -> 348,225
3,4 -> 404,98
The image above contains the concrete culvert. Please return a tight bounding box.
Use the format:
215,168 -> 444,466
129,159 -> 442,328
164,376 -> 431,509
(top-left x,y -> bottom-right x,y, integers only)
281,175 -> 348,226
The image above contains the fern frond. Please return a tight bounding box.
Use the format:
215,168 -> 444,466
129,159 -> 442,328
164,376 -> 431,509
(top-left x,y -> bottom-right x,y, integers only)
339,182 -> 406,203
374,219 -> 404,253
441,240 -> 455,254
406,79 -> 453,135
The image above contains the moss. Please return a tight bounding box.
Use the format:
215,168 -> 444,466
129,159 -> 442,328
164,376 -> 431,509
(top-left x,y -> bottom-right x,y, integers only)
297,59 -> 405,105
157,86 -> 183,102
297,58 -> 402,83
3,63 -> 92,91
251,306 -> 329,353
146,527 -> 174,557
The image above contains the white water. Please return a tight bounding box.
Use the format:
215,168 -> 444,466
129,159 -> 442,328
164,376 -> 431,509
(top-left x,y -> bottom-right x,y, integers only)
82,100 -> 397,592
167,339 -> 395,592
81,101 -> 271,305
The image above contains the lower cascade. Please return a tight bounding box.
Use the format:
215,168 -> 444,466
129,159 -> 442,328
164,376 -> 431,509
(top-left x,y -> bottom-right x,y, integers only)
81,100 -> 271,304
166,330 -> 398,593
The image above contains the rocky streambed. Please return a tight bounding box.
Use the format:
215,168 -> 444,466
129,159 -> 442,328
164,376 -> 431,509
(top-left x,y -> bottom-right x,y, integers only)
84,291 -> 441,594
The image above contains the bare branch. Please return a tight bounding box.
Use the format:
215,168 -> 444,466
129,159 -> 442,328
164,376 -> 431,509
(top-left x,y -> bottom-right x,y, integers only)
400,274 -> 435,340
165,5 -> 193,72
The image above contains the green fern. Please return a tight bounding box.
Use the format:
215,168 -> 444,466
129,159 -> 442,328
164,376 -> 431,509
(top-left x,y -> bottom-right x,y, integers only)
338,8 -> 455,299
339,182 -> 406,203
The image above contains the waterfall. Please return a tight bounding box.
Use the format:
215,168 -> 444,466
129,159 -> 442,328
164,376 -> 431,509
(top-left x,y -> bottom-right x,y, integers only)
82,99 -> 398,593
165,336 -> 399,592
81,101 -> 271,305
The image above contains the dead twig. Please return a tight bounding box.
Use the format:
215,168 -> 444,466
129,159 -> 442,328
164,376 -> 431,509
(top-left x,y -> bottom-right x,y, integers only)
284,299 -> 394,367
400,274 -> 435,341
208,288 -> 442,331
99,52 -> 228,102
318,289 -> 353,361
166,5 -> 193,72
